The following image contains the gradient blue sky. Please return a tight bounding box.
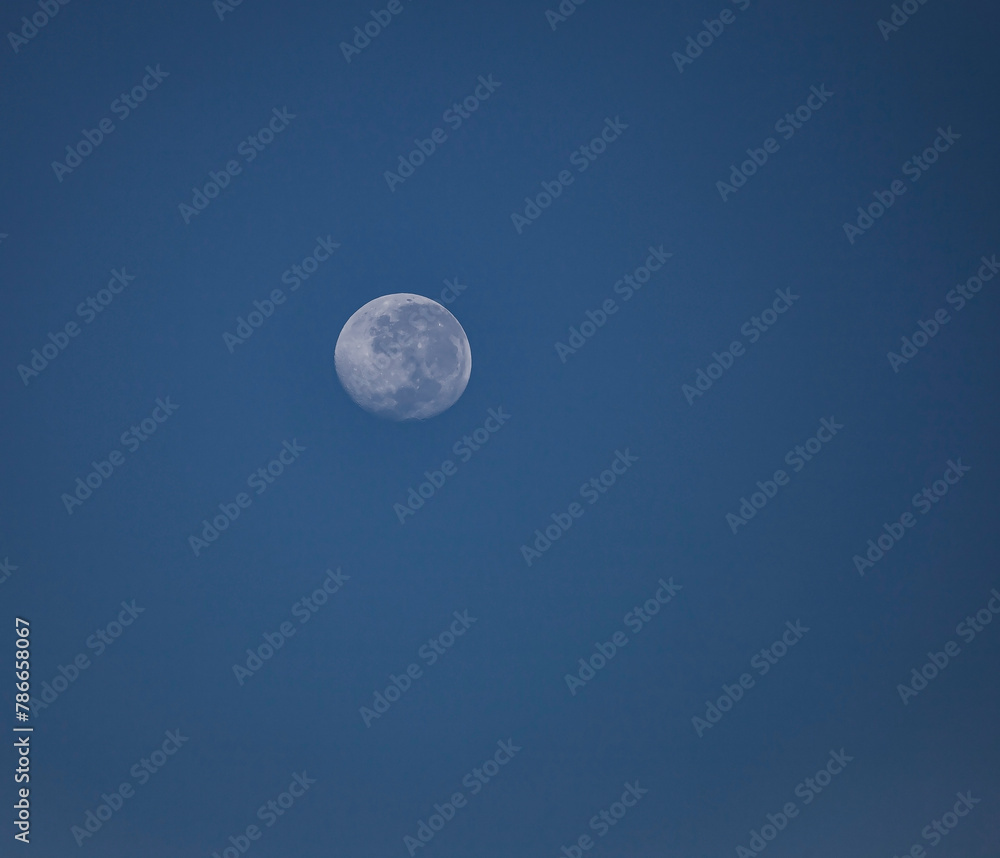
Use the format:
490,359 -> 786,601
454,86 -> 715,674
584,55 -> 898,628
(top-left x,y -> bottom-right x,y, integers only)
2,0 -> 999,855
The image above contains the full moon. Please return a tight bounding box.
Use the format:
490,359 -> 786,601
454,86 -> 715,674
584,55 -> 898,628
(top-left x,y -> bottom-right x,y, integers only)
334,293 -> 472,421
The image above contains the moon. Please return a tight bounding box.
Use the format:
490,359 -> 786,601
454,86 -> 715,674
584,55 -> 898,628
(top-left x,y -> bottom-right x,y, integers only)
334,293 -> 472,421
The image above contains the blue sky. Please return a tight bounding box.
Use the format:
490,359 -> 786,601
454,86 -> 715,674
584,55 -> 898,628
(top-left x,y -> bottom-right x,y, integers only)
2,0 -> 999,855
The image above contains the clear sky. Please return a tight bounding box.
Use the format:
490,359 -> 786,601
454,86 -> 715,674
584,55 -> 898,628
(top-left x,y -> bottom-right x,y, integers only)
2,0 -> 999,855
